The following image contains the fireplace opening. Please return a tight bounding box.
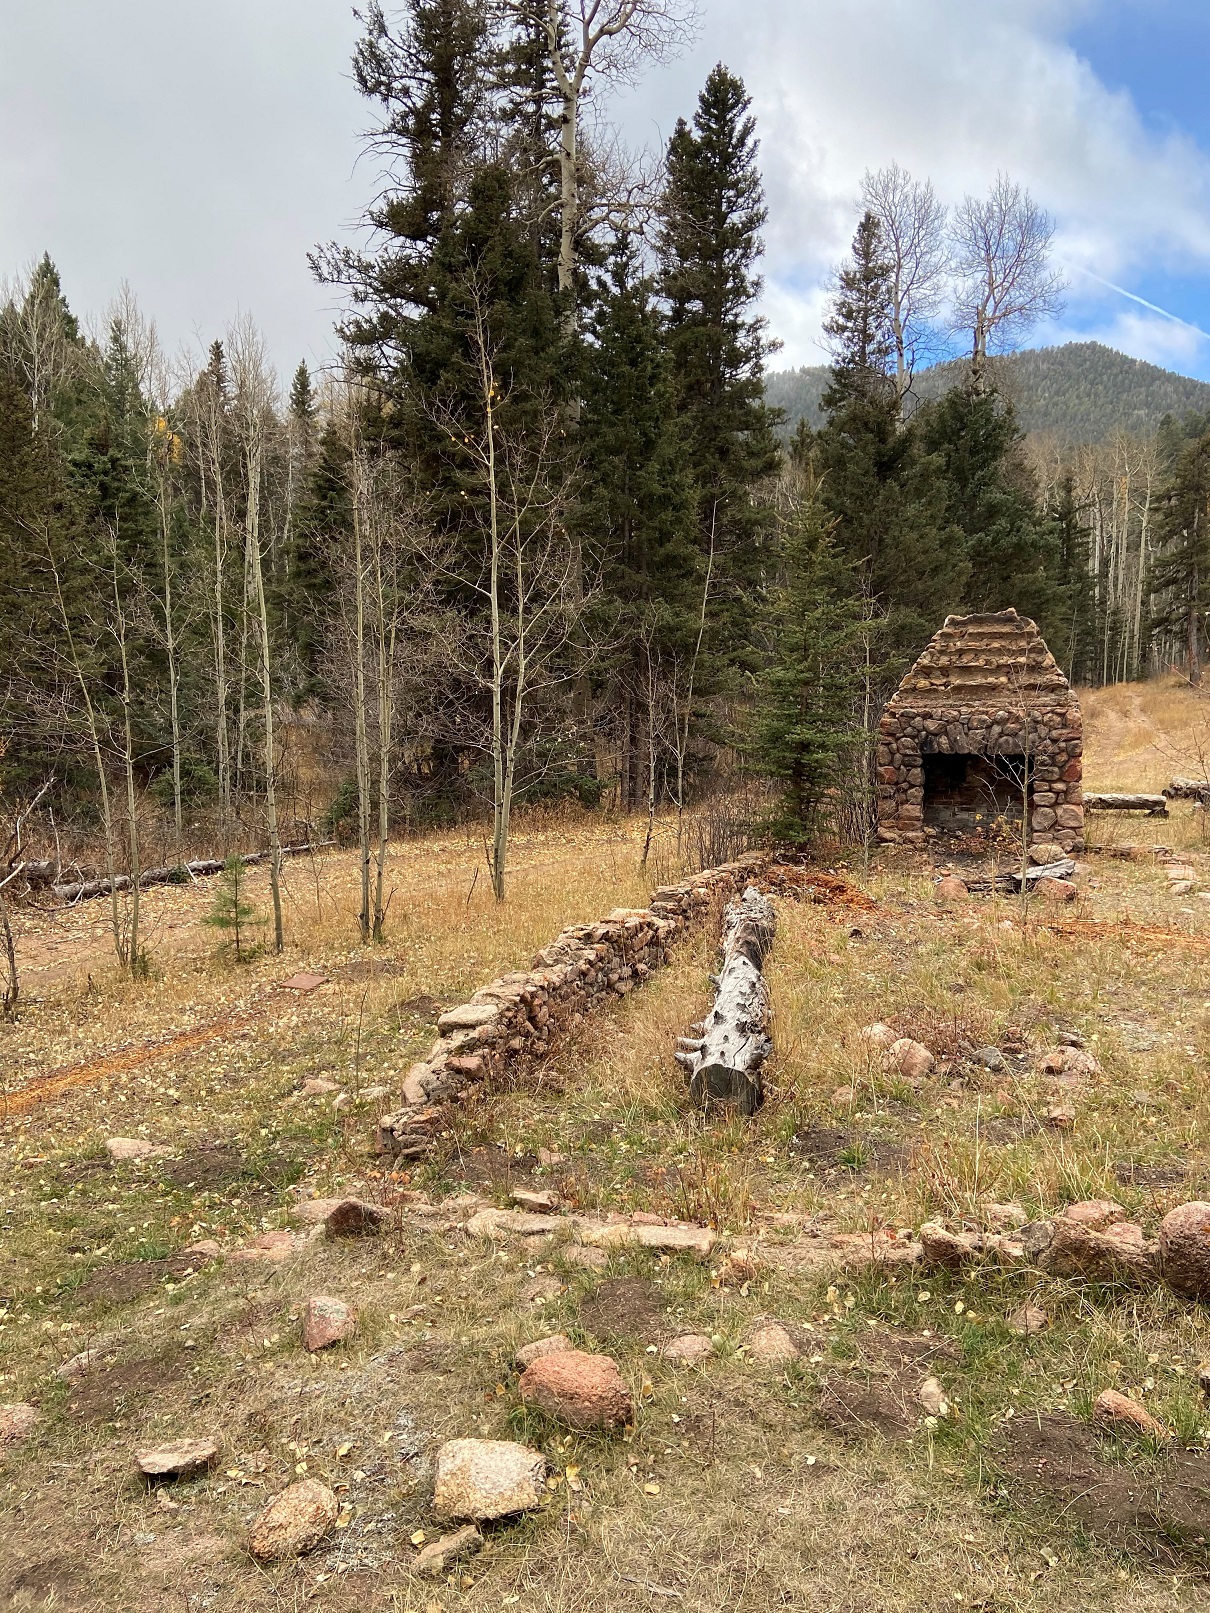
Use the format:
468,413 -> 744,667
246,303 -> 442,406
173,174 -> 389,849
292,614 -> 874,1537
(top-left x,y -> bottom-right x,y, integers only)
923,753 -> 1025,833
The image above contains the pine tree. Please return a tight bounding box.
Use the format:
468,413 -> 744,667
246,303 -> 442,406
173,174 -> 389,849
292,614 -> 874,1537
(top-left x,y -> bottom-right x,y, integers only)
822,212 -> 895,411
317,0 -> 493,380
919,386 -> 1059,630
811,232 -> 968,679
581,235 -> 699,805
753,484 -> 865,845
658,64 -> 781,674
203,853 -> 260,961
1152,430 -> 1210,685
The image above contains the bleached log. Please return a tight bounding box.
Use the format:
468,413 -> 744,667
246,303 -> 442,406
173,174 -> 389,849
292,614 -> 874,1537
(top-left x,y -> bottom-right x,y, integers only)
1164,777 -> 1210,803
52,842 -> 334,905
678,885 -> 775,1117
1083,792 -> 1168,816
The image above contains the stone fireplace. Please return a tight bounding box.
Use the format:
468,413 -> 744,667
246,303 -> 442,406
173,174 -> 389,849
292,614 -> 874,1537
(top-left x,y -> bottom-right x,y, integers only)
875,609 -> 1084,852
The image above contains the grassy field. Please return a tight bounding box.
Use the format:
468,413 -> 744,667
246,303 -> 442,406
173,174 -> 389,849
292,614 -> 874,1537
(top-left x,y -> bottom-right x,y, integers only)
4,681 -> 1210,1611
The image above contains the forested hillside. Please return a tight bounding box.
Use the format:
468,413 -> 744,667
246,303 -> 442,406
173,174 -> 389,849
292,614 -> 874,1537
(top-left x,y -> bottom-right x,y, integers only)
768,341 -> 1210,443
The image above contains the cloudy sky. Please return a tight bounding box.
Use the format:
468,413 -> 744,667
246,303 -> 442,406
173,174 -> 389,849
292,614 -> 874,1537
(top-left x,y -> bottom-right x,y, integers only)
2,0 -> 1208,382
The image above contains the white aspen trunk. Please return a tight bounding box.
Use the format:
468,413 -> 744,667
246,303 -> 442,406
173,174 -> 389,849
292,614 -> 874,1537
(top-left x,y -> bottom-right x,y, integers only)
373,529 -> 395,941
246,429 -> 284,952
49,555 -> 123,966
158,478 -> 183,851
1133,474 -> 1152,677
486,374 -> 508,903
675,886 -> 775,1116
351,455 -> 372,939
210,456 -> 232,835
113,570 -> 142,971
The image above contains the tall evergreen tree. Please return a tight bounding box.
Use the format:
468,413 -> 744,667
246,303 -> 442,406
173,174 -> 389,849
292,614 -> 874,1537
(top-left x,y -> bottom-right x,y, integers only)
315,0 -> 492,385
821,211 -> 895,411
1152,430 -> 1210,685
919,386 -> 1059,630
810,215 -> 967,677
581,235 -> 698,804
752,482 -> 864,845
658,64 -> 781,674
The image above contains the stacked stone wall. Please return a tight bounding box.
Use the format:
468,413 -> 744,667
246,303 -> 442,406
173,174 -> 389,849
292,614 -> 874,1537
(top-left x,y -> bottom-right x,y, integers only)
876,703 -> 1084,852
376,853 -> 766,1158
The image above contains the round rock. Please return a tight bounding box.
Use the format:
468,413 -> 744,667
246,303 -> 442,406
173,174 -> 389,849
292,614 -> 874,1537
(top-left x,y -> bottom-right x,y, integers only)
432,1438 -> 546,1522
934,876 -> 968,902
106,1137 -> 156,1161
744,1323 -> 801,1364
884,1038 -> 935,1082
518,1349 -> 633,1429
301,1296 -> 357,1352
1159,1201 -> 1210,1300
661,1333 -> 714,1364
247,1478 -> 340,1561
1035,877 -> 1078,903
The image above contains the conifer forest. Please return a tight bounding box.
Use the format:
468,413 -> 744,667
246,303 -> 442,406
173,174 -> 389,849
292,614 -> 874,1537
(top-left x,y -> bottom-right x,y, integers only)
5,0 -> 1210,937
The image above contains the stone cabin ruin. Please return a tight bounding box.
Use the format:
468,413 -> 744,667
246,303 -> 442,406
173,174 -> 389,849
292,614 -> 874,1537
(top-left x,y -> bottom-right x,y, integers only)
876,609 -> 1084,853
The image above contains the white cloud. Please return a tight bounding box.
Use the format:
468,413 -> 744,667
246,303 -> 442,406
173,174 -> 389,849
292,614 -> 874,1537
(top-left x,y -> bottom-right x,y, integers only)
614,0 -> 1210,373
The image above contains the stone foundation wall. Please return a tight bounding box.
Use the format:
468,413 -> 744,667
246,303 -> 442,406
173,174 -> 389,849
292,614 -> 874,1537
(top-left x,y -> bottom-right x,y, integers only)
376,853 -> 767,1158
876,703 -> 1084,852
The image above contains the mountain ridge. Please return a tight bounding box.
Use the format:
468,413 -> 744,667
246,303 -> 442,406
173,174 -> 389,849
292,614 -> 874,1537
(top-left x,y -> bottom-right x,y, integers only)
765,340 -> 1210,444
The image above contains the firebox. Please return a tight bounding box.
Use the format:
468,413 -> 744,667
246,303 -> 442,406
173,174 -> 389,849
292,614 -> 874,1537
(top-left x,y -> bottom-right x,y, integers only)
921,753 -> 1024,832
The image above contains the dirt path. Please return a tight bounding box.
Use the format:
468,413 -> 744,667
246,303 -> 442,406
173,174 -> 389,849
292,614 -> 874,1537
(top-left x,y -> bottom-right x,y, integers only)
2,992 -> 275,1117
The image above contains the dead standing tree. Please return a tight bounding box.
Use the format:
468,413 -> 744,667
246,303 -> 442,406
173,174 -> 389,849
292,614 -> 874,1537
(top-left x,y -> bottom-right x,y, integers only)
860,162 -> 947,420
338,403 -> 423,943
949,174 -> 1065,392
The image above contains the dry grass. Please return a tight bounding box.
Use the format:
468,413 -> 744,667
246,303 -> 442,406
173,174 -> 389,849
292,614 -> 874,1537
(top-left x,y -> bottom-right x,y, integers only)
7,698 -> 1210,1609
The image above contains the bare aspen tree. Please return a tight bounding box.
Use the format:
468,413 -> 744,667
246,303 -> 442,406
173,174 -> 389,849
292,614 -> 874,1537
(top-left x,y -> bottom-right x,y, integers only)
345,407 -> 375,942
39,528 -> 125,967
189,347 -> 235,833
950,174 -> 1065,390
534,0 -> 697,319
109,544 -> 143,972
147,374 -> 185,852
230,324 -> 284,951
433,287 -> 581,901
860,163 -> 947,417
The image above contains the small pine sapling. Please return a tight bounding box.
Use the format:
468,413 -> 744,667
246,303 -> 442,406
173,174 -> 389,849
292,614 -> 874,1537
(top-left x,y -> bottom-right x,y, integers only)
204,854 -> 260,961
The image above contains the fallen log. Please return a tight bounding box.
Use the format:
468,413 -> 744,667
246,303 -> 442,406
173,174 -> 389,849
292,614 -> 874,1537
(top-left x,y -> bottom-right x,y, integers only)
675,885 -> 775,1117
1083,792 -> 1168,816
1164,777 -> 1210,803
52,842 -> 333,905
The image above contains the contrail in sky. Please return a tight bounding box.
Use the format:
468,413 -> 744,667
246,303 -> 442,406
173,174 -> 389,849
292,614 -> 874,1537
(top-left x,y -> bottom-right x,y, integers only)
1068,264 -> 1210,342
